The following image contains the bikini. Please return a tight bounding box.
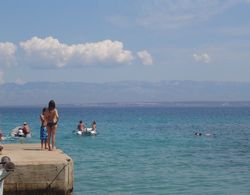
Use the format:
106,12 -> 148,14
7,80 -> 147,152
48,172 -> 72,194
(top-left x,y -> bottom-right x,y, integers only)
46,110 -> 58,128
47,121 -> 58,128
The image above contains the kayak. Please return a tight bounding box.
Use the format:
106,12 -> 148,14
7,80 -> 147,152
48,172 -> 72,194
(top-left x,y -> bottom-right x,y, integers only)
10,126 -> 32,138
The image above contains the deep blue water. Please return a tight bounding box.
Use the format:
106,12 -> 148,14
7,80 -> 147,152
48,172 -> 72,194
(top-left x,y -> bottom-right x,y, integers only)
0,106 -> 250,195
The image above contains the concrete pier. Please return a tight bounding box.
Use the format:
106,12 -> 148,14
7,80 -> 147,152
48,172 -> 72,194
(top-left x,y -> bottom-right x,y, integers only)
2,144 -> 73,195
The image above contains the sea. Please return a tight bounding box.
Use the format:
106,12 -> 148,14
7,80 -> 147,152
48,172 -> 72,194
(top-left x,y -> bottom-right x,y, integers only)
0,104 -> 250,195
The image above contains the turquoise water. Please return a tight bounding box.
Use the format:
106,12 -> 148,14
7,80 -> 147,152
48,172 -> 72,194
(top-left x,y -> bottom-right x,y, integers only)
0,106 -> 250,194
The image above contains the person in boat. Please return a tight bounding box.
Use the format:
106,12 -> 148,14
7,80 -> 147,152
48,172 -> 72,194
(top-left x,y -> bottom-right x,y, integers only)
91,121 -> 97,131
77,120 -> 86,132
22,122 -> 31,136
40,107 -> 48,149
44,100 -> 59,151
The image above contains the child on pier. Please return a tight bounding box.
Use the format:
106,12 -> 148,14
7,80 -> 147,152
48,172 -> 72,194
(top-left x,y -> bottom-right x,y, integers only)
40,107 -> 48,149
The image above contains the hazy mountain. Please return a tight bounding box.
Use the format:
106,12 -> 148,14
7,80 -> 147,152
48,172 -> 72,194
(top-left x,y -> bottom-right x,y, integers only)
0,80 -> 250,106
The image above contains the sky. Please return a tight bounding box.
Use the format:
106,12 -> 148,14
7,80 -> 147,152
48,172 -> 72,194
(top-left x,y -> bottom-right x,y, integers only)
0,0 -> 250,84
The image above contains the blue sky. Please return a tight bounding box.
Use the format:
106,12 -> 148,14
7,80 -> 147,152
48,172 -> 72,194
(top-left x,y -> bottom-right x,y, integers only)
0,0 -> 250,84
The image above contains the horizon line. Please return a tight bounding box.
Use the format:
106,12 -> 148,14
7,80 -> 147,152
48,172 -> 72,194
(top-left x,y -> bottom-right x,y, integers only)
1,101 -> 250,108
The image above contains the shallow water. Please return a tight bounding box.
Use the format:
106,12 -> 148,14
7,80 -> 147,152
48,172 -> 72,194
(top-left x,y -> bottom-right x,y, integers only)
1,106 -> 250,194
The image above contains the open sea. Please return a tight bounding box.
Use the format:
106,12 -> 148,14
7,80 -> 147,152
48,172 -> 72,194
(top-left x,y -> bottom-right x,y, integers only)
0,105 -> 250,195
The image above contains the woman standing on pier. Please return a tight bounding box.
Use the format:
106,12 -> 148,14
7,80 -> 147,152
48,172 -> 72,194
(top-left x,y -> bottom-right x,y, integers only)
45,100 -> 59,151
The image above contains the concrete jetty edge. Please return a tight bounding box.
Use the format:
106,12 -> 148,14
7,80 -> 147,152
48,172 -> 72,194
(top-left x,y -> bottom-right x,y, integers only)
2,143 -> 73,195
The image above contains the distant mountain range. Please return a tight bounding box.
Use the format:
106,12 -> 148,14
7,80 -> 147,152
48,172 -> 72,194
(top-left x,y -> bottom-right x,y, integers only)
0,80 -> 250,106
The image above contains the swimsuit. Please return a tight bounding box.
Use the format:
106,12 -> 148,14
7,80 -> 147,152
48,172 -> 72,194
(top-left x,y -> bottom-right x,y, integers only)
40,126 -> 47,141
47,121 -> 57,128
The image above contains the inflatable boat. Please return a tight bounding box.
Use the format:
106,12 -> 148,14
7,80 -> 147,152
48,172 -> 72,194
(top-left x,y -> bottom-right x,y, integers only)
74,128 -> 97,136
10,126 -> 32,138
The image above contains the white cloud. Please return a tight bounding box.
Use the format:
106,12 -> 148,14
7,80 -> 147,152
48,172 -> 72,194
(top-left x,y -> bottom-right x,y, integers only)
0,42 -> 17,66
15,78 -> 26,85
135,0 -> 240,30
0,70 -> 4,85
20,36 -> 69,68
20,36 -> 135,68
0,36 -> 153,71
137,50 -> 153,65
193,53 -> 211,64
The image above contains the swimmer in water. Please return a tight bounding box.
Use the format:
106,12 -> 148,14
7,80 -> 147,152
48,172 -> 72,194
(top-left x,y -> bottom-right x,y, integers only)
194,132 -> 216,137
204,133 -> 216,137
194,132 -> 202,136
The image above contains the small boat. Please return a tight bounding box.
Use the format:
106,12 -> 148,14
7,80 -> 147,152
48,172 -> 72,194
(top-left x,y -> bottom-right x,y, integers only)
74,128 -> 97,136
10,126 -> 32,138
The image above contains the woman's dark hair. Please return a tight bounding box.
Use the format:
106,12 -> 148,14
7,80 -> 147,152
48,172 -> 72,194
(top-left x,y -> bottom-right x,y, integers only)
48,100 -> 56,111
42,107 -> 46,113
